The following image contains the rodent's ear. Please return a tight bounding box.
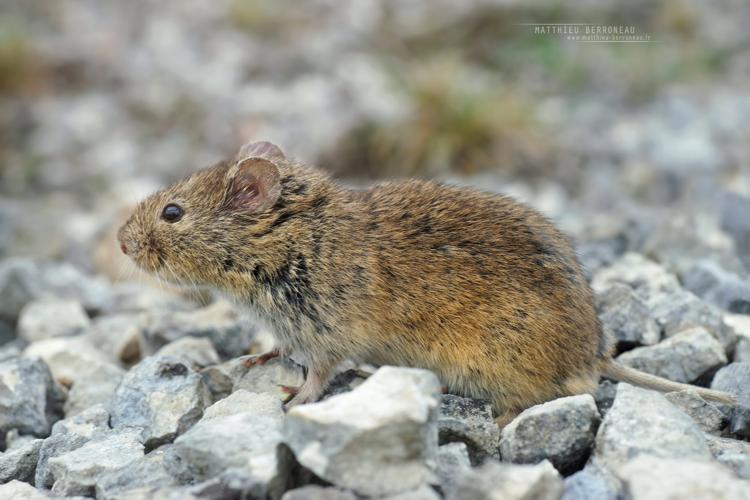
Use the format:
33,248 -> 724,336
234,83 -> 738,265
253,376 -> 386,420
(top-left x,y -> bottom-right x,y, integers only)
225,157 -> 281,213
236,141 -> 286,162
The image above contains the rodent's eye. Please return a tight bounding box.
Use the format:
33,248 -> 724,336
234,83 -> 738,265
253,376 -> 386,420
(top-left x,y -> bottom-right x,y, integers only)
161,203 -> 184,223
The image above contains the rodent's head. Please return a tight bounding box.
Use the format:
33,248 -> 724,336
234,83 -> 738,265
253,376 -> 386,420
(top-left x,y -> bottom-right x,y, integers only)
117,141 -> 289,287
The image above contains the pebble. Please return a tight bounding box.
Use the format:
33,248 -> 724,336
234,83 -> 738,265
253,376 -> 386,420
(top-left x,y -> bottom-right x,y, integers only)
0,356 -> 64,437
283,366 -> 441,497
595,283 -> 660,348
616,327 -> 727,383
110,355 -> 212,448
710,362 -> 750,438
17,299 -> 90,343
447,459 -> 563,500
594,383 -> 711,470
664,390 -> 725,434
438,394 -> 500,463
500,394 -> 600,474
614,455 -> 750,500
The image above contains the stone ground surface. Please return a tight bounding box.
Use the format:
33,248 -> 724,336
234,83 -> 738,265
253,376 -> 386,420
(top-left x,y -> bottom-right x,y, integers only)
2,1 -> 750,499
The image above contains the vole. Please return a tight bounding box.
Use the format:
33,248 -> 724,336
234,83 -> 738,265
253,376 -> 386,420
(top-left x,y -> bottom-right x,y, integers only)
118,140 -> 735,423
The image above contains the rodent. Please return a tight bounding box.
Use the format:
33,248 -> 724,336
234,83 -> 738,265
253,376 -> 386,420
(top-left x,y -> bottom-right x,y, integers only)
117,140 -> 736,422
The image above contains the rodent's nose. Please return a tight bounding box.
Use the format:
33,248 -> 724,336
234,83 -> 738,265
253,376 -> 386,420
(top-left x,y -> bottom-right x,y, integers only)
120,242 -> 128,255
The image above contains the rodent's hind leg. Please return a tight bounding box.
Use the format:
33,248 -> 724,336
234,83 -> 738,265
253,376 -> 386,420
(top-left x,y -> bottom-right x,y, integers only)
283,364 -> 335,409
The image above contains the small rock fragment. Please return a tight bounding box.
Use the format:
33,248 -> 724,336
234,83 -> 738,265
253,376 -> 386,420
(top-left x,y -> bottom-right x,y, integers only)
562,461 -> 621,500
500,394 -> 600,474
63,363 -> 124,417
284,366 -> 441,497
171,391 -> 284,488
616,327 -> 726,383
649,289 -> 737,352
594,384 -> 711,470
155,336 -> 220,368
18,299 -> 90,343
438,394 -> 500,463
448,460 -> 563,500
35,404 -> 111,488
0,356 -> 64,436
282,485 -> 357,500
436,442 -> 471,496
23,335 -> 121,387
48,431 -> 144,496
664,390 -> 724,434
139,301 -> 256,359
0,480 -> 52,500
110,356 -> 212,448
0,437 -> 43,483
95,447 -> 178,499
595,283 -> 660,348
711,362 -> 750,438
615,455 -> 750,500
682,259 -> 750,314
704,434 -> 750,480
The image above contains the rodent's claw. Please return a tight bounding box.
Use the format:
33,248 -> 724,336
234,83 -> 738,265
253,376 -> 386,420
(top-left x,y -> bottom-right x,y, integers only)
278,384 -> 299,396
244,348 -> 282,368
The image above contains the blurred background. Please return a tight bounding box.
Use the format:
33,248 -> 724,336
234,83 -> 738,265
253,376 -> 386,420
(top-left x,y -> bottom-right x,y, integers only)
1,0 -> 749,284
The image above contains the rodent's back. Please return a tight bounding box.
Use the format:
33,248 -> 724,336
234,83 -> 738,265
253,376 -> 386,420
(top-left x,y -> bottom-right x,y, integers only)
352,180 -> 606,411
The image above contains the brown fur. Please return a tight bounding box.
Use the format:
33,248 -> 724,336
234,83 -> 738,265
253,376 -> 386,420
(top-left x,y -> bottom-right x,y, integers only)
118,141 -> 736,416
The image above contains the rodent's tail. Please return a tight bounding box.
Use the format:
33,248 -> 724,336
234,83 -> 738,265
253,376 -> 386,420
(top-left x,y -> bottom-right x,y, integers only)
601,359 -> 737,405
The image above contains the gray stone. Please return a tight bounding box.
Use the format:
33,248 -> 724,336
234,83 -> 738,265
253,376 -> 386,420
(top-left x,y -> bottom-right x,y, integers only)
0,480 -> 52,500
139,301 -> 256,360
0,436 -> 43,483
447,460 -> 563,500
179,466 -> 277,500
593,380 -> 618,415
595,283 -> 660,348
95,447 -> 178,499
665,390 -> 725,434
284,366 -> 441,497
648,289 -> 737,352
682,260 -> 750,314
171,391 -> 284,487
234,356 -> 306,402
17,299 -> 90,343
282,485 -> 356,500
711,362 -> 750,438
85,313 -> 143,364
736,337 -> 750,363
23,334 -> 122,387
436,442 -> 470,496
383,485 -> 441,500
48,431 -> 144,496
705,434 -> 750,480
500,394 -> 600,474
35,404 -> 111,488
110,355 -> 211,448
438,394 -> 500,463
0,338 -> 24,362
201,389 -> 278,420
0,258 -> 112,322
615,455 -> 750,500
616,327 -> 727,383
0,356 -> 64,436
155,336 -> 220,368
102,283 -> 194,317
592,253 -> 681,300
562,462 -> 621,500
64,362 -> 124,417
594,384 -> 711,470
721,192 -> 750,270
